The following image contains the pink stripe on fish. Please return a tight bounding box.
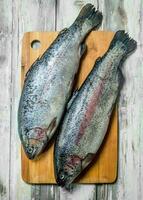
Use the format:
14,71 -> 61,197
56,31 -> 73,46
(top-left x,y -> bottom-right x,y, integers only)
76,80 -> 104,145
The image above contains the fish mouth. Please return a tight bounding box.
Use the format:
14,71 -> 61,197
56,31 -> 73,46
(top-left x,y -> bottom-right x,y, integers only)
56,177 -> 66,187
25,143 -> 46,160
26,151 -> 36,160
56,172 -> 79,188
25,147 -> 39,160
55,171 -> 69,187
64,168 -> 84,188
55,164 -> 82,188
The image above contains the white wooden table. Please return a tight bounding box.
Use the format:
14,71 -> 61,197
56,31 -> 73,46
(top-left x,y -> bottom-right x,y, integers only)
0,0 -> 142,199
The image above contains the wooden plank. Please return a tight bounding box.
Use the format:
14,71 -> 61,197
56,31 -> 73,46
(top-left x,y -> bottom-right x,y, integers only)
114,1 -> 143,199
9,1 -> 56,200
59,186 -> 96,200
0,0 -> 13,199
20,0 -> 56,32
102,0 -> 127,31
56,0 -> 102,30
9,0 -> 32,199
21,31 -> 117,185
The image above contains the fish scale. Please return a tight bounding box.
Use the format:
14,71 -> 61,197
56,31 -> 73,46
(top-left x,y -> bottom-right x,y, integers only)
54,30 -> 137,188
18,4 -> 103,159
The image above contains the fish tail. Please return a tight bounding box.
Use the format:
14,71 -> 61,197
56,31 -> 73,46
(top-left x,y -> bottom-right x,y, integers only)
73,4 -> 103,33
109,30 -> 137,56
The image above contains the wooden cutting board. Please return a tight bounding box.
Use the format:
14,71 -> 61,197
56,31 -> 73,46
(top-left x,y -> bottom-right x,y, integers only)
21,31 -> 118,184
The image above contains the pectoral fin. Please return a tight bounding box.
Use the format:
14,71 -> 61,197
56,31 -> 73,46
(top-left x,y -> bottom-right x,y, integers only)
46,117 -> 57,138
81,153 -> 94,169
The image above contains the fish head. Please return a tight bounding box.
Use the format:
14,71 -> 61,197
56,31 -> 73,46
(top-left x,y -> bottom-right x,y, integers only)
56,153 -> 82,187
23,127 -> 48,159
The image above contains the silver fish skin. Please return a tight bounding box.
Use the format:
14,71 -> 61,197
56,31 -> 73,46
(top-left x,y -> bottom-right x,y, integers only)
18,4 -> 103,159
54,31 -> 137,188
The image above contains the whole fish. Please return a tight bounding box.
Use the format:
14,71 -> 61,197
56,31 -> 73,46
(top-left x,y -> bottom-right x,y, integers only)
54,31 -> 137,188
18,4 -> 103,159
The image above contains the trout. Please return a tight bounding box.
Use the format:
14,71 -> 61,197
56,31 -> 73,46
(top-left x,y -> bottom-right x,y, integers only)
54,31 -> 137,188
18,4 -> 103,159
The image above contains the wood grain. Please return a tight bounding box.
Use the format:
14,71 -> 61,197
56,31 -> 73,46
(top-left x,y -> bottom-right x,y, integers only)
21,31 -> 117,184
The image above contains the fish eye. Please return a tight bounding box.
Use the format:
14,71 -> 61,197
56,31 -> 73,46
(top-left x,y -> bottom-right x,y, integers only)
27,147 -> 34,154
60,173 -> 65,180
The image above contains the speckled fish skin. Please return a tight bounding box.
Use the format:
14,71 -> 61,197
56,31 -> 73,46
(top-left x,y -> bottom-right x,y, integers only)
18,4 -> 103,159
54,31 -> 137,188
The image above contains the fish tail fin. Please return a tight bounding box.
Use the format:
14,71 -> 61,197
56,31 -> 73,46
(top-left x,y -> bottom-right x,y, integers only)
109,30 -> 137,56
73,4 -> 103,33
